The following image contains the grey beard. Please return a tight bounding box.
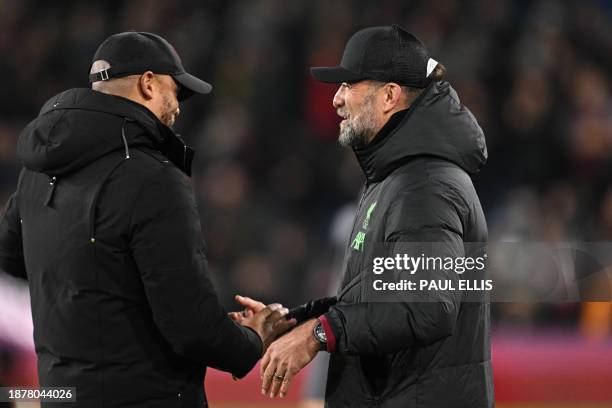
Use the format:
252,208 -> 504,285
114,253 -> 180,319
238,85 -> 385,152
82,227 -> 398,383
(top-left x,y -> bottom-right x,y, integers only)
337,93 -> 377,149
338,122 -> 369,148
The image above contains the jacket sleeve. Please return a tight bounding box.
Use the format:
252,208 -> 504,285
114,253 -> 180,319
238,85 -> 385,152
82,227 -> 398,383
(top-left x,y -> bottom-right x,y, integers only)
323,185 -> 465,355
129,165 -> 262,378
0,192 -> 27,279
288,296 -> 337,324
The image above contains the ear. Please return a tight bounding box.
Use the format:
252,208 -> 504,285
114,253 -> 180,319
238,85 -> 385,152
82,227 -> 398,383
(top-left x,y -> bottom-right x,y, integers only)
381,83 -> 404,114
137,71 -> 156,100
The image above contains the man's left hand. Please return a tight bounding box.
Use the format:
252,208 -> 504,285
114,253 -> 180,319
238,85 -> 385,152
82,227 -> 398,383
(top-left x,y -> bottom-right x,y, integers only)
260,318 -> 321,398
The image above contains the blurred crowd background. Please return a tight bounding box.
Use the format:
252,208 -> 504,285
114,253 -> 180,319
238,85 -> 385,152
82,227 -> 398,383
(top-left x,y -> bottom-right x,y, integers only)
0,0 -> 611,405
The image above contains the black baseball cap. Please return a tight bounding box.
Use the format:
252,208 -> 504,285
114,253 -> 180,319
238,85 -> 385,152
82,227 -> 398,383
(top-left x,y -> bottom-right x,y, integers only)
89,31 -> 212,101
311,25 -> 438,88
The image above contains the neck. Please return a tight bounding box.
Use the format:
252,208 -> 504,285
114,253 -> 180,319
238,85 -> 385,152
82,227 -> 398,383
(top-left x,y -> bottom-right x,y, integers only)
92,87 -> 160,122
367,105 -> 410,144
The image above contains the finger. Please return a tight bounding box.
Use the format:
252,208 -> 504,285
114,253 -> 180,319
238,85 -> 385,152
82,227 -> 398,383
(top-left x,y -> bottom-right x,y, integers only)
269,362 -> 287,398
258,303 -> 283,320
266,307 -> 288,324
261,353 -> 278,396
234,295 -> 258,309
228,312 -> 242,322
235,295 -> 266,312
267,303 -> 283,310
279,367 -> 298,398
260,349 -> 271,377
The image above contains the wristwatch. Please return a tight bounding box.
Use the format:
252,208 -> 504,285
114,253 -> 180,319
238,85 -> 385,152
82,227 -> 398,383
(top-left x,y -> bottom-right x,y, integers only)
313,319 -> 327,350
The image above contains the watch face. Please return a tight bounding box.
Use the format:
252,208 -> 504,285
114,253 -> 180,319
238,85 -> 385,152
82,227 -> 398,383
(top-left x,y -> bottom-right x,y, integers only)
315,322 -> 327,343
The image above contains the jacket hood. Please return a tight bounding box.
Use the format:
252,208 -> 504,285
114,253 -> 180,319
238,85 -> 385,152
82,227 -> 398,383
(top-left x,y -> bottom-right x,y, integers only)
17,88 -> 194,176
353,81 -> 487,182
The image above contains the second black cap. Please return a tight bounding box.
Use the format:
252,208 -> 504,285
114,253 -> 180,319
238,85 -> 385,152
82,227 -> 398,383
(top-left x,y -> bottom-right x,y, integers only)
311,25 -> 438,88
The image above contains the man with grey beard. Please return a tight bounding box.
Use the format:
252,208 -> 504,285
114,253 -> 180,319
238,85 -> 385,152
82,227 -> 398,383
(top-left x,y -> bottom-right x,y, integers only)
236,25 -> 493,407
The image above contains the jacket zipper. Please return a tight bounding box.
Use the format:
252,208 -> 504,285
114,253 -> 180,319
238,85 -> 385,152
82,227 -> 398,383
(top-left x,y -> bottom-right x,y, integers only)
337,181 -> 370,301
347,181 -> 370,250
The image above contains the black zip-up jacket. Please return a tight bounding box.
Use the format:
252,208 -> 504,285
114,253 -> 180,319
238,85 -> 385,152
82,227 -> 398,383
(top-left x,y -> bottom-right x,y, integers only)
294,81 -> 493,407
0,89 -> 263,407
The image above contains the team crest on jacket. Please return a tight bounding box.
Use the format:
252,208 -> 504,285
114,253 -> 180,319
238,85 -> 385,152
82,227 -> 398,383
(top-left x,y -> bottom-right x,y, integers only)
351,201 -> 377,251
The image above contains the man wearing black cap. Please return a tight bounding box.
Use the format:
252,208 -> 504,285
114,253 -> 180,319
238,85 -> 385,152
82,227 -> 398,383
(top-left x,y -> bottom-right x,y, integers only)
239,25 -> 493,407
0,32 -> 294,407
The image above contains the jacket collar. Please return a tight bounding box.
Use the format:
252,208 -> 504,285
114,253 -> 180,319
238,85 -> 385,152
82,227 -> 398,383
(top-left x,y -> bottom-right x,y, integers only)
44,89 -> 195,176
352,81 -> 487,183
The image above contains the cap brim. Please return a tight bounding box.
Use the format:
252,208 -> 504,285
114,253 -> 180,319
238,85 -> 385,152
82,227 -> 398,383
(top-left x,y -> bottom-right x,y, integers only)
310,66 -> 365,83
173,72 -> 213,101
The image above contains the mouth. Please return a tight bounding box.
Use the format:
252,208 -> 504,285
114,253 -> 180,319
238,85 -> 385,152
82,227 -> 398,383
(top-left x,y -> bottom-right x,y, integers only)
338,112 -> 349,126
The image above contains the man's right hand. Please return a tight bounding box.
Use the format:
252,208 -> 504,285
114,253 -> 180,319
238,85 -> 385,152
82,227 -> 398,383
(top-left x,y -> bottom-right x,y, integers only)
239,303 -> 296,353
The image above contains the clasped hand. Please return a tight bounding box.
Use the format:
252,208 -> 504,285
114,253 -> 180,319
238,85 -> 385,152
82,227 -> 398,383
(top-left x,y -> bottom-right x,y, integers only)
229,295 -> 321,398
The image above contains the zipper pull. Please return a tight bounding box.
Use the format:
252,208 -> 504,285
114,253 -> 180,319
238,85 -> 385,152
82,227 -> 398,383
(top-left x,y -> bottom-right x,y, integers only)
44,176 -> 58,207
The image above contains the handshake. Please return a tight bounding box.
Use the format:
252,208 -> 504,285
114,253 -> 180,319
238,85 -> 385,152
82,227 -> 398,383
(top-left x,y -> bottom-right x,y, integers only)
229,295 -> 327,399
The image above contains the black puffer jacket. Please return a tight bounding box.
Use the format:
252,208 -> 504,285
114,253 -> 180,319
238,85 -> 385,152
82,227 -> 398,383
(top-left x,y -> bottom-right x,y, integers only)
0,89 -> 262,408
300,81 -> 492,407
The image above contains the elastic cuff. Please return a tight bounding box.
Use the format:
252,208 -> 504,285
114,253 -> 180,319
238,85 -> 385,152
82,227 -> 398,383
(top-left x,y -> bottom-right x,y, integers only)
242,325 -> 264,358
319,314 -> 336,352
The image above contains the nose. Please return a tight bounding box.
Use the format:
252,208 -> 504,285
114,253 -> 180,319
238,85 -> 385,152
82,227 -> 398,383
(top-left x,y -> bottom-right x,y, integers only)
333,85 -> 344,109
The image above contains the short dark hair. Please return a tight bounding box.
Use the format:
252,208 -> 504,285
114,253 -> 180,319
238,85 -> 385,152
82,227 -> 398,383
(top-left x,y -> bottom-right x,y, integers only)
429,62 -> 446,82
